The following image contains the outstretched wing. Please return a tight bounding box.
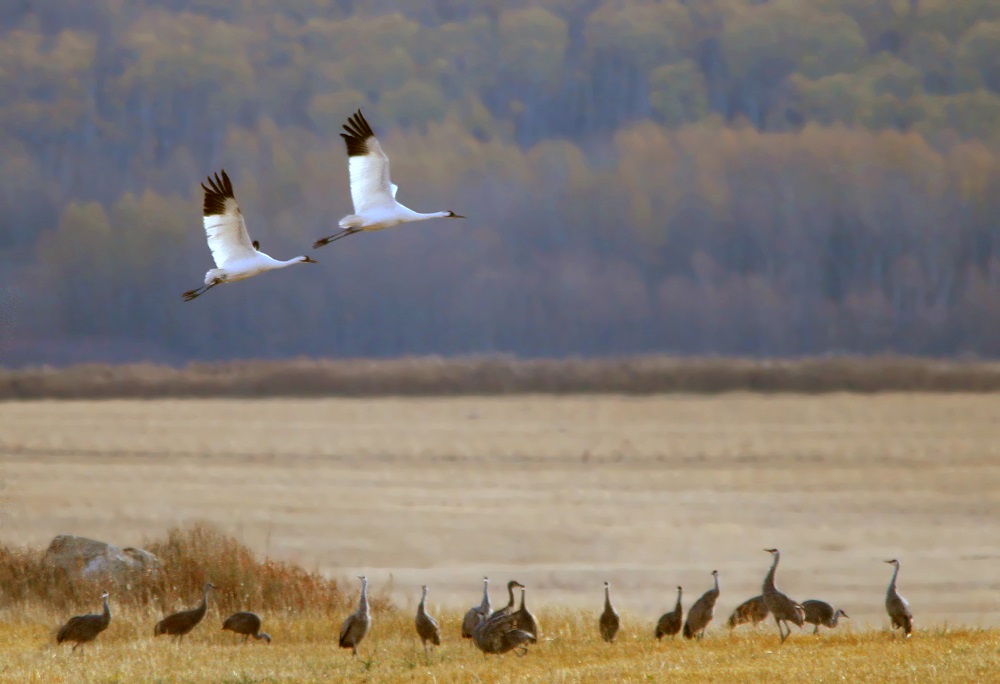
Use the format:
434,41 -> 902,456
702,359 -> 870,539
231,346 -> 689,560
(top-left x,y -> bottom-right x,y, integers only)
201,170 -> 256,268
340,110 -> 397,214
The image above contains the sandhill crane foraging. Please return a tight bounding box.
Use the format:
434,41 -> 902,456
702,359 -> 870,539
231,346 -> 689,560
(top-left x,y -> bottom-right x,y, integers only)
57,592 -> 111,653
762,549 -> 805,643
415,585 -> 441,655
727,595 -> 769,629
221,611 -> 271,644
154,582 -> 215,643
655,586 -> 683,639
514,587 -> 538,643
183,170 -> 317,301
599,581 -> 620,643
462,577 -> 492,639
884,559 -> 913,638
339,576 -> 371,656
312,110 -> 464,249
472,603 -> 535,657
683,572 -> 720,639
800,600 -> 848,635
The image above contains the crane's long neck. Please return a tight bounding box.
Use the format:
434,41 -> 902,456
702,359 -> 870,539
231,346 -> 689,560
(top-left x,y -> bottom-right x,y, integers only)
407,209 -> 452,221
275,257 -> 308,269
519,588 -> 527,610
604,585 -> 612,610
102,596 -> 111,624
888,564 -> 900,593
480,580 -> 491,612
764,554 -> 779,591
359,579 -> 369,615
675,588 -> 683,610
419,587 -> 428,612
506,584 -> 516,609
712,573 -> 720,596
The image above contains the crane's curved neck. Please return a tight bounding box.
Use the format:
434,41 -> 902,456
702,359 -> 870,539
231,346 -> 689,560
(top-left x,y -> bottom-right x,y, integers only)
675,588 -> 683,608
408,209 -> 451,221
359,579 -> 369,614
419,587 -> 428,609
480,581 -> 491,611
102,596 -> 110,619
764,554 -> 779,590
519,588 -> 527,609
888,563 -> 900,591
604,585 -> 612,609
506,584 -> 517,608
713,573 -> 720,594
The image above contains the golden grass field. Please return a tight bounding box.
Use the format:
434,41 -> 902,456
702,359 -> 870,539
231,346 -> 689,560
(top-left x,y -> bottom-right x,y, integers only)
1,394 -> 999,681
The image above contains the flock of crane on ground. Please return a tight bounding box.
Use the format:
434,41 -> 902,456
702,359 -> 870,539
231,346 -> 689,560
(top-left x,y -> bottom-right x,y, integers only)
182,110 -> 464,301
55,549 -> 914,657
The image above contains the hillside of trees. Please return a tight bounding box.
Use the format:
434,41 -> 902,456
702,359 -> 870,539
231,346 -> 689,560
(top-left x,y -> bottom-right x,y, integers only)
2,0 -> 1000,365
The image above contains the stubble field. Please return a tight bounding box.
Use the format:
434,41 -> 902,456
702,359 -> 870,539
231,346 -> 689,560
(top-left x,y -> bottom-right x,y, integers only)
0,394 -> 999,681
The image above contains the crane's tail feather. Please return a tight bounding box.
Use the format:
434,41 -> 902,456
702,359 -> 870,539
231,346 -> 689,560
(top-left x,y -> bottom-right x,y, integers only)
338,215 -> 364,229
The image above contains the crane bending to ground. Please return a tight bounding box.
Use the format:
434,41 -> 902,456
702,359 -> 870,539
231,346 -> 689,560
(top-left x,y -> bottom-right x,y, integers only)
221,611 -> 271,644
313,110 -> 464,248
57,592 -> 111,653
183,170 -> 316,301
884,559 -> 913,638
762,549 -> 805,643
800,600 -> 848,635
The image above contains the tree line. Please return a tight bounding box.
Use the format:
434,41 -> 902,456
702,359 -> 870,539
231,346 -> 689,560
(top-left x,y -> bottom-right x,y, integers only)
2,0 -> 1000,364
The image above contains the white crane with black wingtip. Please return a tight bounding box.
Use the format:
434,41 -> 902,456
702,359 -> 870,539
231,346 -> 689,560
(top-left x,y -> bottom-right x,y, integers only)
313,110 -> 465,248
183,169 -> 317,301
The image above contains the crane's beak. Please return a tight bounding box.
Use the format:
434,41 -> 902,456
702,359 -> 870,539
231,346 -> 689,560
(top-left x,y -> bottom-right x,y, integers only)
302,256 -> 318,264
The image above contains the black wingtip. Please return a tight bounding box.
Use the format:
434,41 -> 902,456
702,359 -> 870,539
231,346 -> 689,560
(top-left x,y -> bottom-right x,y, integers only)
202,169 -> 235,216
340,109 -> 375,157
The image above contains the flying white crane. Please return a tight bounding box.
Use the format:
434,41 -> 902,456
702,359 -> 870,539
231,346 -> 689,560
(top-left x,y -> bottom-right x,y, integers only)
183,170 -> 317,301
313,110 -> 465,248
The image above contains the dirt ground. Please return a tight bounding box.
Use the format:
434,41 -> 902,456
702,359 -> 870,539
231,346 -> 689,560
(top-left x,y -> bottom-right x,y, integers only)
1,395 -> 997,629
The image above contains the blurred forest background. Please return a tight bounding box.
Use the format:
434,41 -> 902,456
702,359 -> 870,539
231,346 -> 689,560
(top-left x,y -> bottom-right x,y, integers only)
2,0 -> 1000,365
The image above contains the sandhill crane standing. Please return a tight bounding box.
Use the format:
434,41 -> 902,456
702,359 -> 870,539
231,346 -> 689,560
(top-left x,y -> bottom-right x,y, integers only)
471,604 -> 535,657
800,600 -> 848,635
57,591 -> 110,653
339,576 -> 371,656
683,572 -> 720,639
154,582 -> 215,643
655,586 -> 683,639
183,170 -> 317,301
727,595 -> 769,629
462,577 -> 492,639
599,581 -> 620,643
492,580 -> 525,620
221,611 -> 271,644
762,549 -> 805,643
884,559 -> 913,638
414,585 -> 441,655
514,587 -> 538,643
313,110 -> 464,248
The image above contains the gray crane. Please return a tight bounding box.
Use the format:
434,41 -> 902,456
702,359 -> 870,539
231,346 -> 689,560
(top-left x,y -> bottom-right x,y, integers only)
461,577 -> 491,639
884,559 -> 913,638
154,583 -> 215,643
339,575 -> 371,656
514,587 -> 538,643
800,600 -> 848,635
221,611 -> 271,643
683,571 -> 719,639
599,581 -> 620,643
57,591 -> 111,653
762,549 -> 805,643
471,598 -> 535,657
727,595 -> 769,629
655,586 -> 683,639
414,585 -> 441,655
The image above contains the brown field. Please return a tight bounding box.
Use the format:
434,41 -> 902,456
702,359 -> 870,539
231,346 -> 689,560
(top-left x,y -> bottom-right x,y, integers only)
1,393 -> 998,632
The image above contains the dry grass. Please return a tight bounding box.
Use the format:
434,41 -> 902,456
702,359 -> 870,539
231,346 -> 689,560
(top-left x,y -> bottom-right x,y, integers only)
4,356 -> 1000,399
0,609 -> 997,683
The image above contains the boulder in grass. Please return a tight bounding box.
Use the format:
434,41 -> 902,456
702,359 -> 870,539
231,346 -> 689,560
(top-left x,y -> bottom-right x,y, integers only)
43,535 -> 161,582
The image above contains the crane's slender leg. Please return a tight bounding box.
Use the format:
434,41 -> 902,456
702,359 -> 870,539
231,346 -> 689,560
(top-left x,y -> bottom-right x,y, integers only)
813,625 -> 819,635
183,280 -> 220,301
313,227 -> 361,249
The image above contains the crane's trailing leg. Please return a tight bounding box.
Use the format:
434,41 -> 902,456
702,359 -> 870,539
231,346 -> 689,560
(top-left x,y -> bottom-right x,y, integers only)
182,280 -> 220,301
313,227 -> 361,249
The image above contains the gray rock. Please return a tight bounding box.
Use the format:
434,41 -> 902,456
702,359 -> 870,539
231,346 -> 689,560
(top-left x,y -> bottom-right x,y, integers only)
43,535 -> 161,582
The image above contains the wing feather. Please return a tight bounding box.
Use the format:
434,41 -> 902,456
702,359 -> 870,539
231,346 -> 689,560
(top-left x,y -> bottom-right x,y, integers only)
340,110 -> 397,214
201,170 -> 256,268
